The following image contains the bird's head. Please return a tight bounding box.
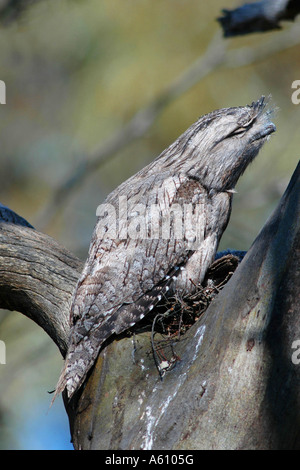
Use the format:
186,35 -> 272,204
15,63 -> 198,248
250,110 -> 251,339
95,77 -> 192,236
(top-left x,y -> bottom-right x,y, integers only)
162,96 -> 276,192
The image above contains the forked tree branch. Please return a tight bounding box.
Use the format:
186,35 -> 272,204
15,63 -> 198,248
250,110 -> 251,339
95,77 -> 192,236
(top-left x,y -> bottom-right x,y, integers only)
0,162 -> 299,449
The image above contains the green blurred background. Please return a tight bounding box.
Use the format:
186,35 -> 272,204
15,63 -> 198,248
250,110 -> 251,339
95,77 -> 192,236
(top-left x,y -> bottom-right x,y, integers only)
0,0 -> 299,449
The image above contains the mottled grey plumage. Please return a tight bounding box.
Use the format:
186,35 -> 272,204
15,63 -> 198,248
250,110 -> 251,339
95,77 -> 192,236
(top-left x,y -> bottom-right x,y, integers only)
54,96 -> 275,401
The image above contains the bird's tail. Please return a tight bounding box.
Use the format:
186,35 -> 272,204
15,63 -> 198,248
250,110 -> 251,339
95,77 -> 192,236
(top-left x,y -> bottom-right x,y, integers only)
50,360 -> 69,407
50,261 -> 191,406
50,343 -> 96,406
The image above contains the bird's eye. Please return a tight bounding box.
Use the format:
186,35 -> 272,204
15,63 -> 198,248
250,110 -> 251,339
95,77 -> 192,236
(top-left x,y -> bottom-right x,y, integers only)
230,115 -> 257,138
227,126 -> 248,138
232,127 -> 247,136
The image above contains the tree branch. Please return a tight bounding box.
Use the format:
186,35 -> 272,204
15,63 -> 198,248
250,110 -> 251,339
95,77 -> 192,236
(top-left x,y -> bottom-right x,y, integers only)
1,158 -> 299,449
218,0 -> 300,37
0,207 -> 83,356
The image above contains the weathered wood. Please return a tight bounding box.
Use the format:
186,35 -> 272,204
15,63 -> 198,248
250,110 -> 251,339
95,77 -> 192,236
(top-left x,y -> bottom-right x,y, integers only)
68,161 -> 300,450
0,162 -> 299,449
0,214 -> 82,356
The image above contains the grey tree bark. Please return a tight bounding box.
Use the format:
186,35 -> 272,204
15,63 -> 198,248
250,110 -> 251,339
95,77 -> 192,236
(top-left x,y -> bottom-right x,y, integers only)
0,162 -> 299,450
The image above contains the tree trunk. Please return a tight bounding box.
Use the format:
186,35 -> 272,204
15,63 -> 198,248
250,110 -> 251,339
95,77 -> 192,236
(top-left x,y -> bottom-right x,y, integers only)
66,161 -> 300,450
0,162 -> 299,450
